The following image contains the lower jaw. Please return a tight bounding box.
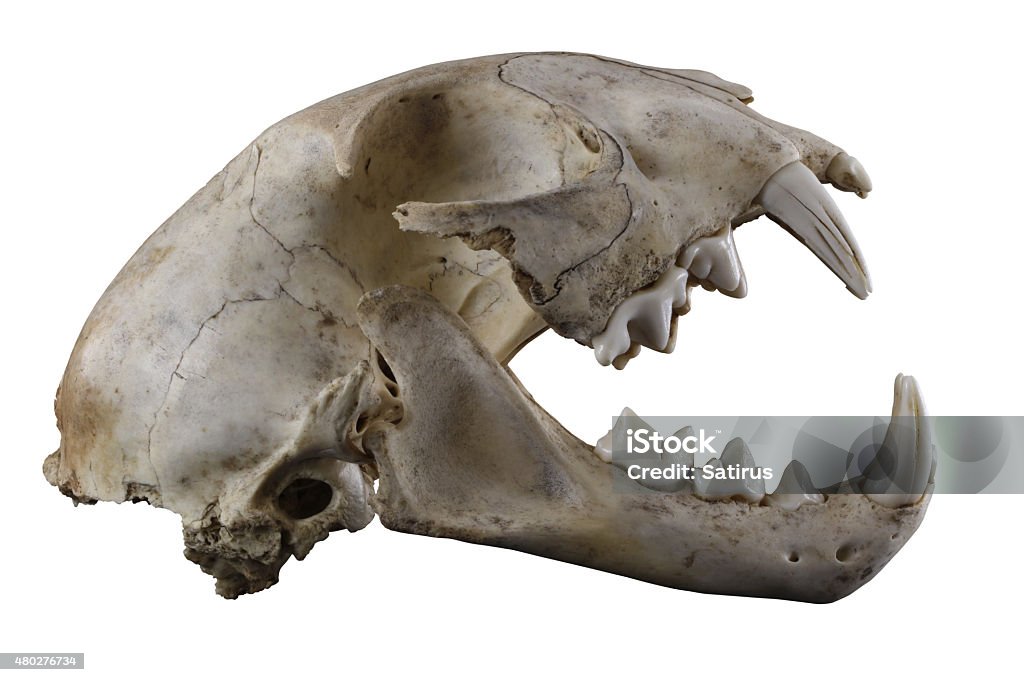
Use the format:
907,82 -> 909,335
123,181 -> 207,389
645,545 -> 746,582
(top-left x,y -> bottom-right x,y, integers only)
358,285 -> 932,604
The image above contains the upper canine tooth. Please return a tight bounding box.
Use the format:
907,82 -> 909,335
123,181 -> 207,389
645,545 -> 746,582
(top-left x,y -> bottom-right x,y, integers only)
677,226 -> 748,298
863,374 -> 935,508
756,161 -> 871,299
696,438 -> 766,503
764,460 -> 825,511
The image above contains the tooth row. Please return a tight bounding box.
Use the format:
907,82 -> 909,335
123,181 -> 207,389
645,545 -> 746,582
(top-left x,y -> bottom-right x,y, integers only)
595,375 -> 934,509
592,225 -> 751,368
591,159 -> 876,369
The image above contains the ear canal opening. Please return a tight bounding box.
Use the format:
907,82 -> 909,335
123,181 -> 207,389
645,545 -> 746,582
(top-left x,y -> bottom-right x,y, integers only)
277,478 -> 333,520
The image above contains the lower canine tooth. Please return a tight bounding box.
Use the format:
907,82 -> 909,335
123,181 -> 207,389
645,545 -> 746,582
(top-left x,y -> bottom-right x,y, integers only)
764,460 -> 825,510
862,374 -> 934,508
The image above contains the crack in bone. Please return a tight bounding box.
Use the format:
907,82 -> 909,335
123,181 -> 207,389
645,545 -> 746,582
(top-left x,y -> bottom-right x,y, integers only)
498,55 -> 638,308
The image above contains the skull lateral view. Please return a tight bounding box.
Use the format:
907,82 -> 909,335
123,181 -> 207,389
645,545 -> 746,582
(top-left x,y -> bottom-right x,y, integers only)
44,53 -> 933,602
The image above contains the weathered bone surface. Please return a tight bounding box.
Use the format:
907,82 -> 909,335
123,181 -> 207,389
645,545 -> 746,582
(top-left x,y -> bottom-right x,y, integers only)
44,53 -> 931,601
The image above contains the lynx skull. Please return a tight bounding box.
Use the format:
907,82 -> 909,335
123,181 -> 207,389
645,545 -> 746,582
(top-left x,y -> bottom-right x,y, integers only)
44,53 -> 929,601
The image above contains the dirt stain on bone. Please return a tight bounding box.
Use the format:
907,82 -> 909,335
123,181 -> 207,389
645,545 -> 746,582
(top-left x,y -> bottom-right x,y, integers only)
55,378 -> 121,495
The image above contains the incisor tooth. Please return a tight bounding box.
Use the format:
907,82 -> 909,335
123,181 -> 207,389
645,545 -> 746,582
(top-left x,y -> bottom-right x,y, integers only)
826,152 -> 872,198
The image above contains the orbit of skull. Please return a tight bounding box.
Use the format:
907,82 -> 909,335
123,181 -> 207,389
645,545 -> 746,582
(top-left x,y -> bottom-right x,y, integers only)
44,53 -> 933,602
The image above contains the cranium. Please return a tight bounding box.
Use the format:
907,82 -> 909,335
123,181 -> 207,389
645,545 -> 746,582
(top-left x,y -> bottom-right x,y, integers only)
44,52 -> 932,601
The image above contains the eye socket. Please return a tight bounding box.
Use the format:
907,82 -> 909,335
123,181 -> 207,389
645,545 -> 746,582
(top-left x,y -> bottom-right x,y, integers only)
277,478 -> 333,520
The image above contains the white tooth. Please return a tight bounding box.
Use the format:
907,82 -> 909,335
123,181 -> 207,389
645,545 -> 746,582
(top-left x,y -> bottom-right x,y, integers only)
757,161 -> 871,299
594,407 -> 639,462
694,457 -> 723,498
764,460 -> 825,511
636,426 -> 696,493
592,265 -> 689,366
864,374 -> 934,508
659,317 -> 679,357
593,324 -> 632,368
677,226 -> 748,298
595,414 -> 696,493
695,439 -> 766,503
672,273 -> 689,307
610,342 -> 641,370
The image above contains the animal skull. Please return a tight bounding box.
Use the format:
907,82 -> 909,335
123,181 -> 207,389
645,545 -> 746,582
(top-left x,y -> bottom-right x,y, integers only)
44,53 -> 932,601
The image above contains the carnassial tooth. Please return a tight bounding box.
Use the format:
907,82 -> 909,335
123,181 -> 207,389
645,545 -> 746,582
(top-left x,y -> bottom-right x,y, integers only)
695,439 -> 766,503
677,226 -> 748,298
763,460 -> 825,511
610,342 -> 642,370
594,407 -> 641,462
863,374 -> 934,508
635,426 -> 696,493
756,161 -> 871,299
592,265 -> 688,366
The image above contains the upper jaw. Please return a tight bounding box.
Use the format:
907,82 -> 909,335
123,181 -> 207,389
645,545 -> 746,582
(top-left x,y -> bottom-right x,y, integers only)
592,159 -> 872,369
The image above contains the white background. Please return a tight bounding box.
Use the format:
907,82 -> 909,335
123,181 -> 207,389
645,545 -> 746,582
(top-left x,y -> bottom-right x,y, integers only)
3,1 -> 1020,679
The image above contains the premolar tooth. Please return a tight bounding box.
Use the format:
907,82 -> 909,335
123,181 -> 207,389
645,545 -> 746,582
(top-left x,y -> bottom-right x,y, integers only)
678,226 -> 748,298
764,460 -> 825,511
694,457 -> 723,498
863,374 -> 934,508
592,265 -> 689,366
757,161 -> 871,299
696,438 -> 765,503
